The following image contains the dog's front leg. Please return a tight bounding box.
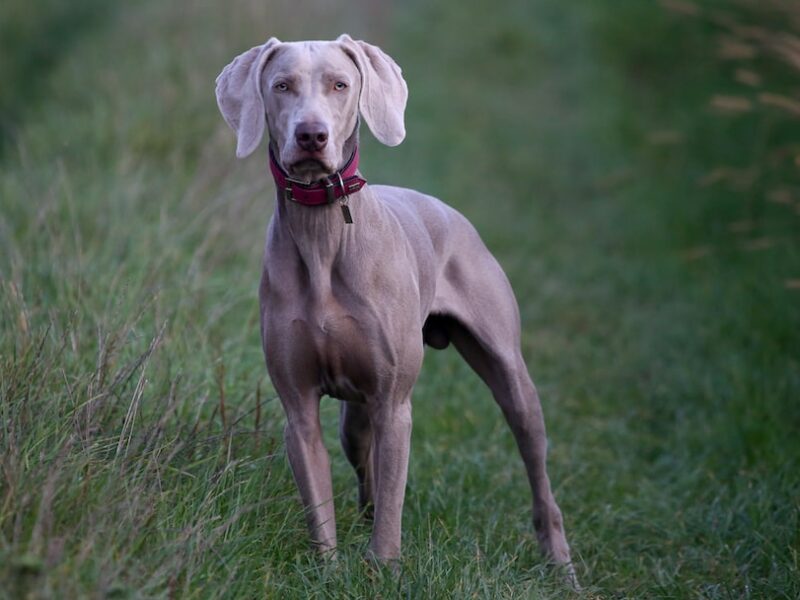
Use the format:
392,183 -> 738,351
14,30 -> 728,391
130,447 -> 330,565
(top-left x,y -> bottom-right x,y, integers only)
283,397 -> 337,555
367,399 -> 412,566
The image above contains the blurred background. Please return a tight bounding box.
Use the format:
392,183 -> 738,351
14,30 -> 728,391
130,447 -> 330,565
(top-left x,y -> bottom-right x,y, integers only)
1,0 -> 798,597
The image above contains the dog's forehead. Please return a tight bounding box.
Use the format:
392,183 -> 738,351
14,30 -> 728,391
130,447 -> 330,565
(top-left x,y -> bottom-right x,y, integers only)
270,41 -> 356,76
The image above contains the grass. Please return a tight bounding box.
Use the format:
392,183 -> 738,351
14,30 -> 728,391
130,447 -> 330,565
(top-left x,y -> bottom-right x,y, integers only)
1,0 -> 799,597
0,0 -> 113,150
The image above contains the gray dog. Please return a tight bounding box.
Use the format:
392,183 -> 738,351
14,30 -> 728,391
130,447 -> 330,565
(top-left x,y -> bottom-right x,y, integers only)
215,34 -> 575,580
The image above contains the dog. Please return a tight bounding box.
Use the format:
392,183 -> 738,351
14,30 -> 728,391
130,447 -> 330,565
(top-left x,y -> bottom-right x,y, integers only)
215,34 -> 575,581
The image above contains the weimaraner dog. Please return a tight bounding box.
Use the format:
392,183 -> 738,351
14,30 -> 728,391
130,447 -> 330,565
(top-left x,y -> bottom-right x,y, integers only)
215,34 -> 575,581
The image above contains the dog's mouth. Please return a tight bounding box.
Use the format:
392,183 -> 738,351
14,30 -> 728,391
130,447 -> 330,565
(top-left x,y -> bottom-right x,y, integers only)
287,158 -> 333,182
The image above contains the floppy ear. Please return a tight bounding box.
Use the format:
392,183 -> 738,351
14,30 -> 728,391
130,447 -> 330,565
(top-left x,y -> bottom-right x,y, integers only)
337,34 -> 408,147
215,37 -> 281,158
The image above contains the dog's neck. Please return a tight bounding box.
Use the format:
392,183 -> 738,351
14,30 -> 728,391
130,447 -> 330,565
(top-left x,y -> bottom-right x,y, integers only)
268,126 -> 378,265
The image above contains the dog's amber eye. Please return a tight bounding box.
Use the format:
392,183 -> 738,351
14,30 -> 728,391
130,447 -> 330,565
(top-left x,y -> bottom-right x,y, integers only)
274,82 -> 289,92
334,81 -> 347,91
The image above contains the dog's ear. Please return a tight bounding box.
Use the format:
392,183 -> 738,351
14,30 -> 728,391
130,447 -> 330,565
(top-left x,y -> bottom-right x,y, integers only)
337,34 -> 408,147
215,38 -> 282,158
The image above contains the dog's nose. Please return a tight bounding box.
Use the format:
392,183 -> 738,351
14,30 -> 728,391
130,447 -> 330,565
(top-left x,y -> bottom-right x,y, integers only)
295,122 -> 329,152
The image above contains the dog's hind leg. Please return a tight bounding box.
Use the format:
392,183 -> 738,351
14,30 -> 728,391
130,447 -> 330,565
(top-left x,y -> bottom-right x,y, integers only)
339,400 -> 374,518
436,307 -> 577,585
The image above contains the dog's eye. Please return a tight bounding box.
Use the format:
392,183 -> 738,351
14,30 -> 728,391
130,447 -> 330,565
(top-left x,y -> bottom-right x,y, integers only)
334,81 -> 347,91
274,82 -> 289,92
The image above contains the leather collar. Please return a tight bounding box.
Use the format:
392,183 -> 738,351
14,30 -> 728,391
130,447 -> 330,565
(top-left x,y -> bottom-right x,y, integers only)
268,146 -> 367,206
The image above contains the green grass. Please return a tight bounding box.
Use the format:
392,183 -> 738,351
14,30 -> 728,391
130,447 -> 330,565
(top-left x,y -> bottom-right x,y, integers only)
1,0 -> 799,597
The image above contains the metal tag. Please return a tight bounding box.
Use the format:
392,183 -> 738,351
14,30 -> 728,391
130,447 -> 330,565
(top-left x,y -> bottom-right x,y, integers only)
340,203 -> 353,224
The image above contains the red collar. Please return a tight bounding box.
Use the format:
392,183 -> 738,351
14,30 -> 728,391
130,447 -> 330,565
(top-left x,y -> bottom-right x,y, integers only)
269,146 -> 367,206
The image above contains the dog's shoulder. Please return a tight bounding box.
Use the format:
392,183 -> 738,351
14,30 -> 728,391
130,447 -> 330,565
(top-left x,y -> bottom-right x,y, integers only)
369,183 -> 482,256
370,184 -> 465,226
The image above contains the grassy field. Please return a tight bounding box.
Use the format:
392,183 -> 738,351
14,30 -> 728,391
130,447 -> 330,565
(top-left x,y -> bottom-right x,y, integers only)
1,0 -> 799,597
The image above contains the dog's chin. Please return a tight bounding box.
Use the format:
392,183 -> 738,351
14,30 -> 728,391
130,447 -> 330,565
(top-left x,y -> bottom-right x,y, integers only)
287,158 -> 333,183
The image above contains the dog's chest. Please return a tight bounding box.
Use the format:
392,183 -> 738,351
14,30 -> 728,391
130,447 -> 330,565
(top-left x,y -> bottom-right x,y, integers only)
263,226 -> 418,401
265,305 -> 386,402
319,311 -> 386,401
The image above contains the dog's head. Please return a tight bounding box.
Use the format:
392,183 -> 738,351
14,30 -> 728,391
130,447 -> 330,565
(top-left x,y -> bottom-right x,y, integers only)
215,35 -> 408,183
